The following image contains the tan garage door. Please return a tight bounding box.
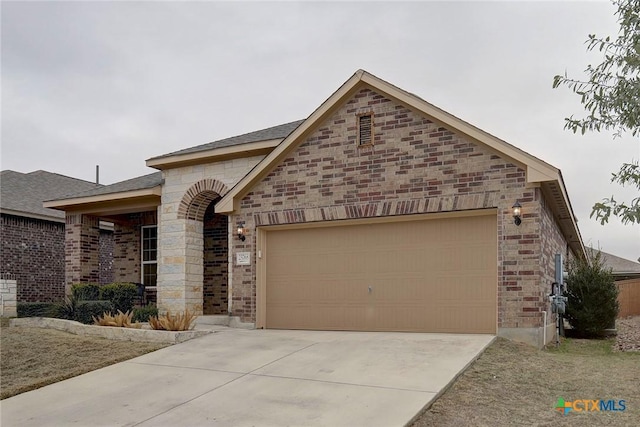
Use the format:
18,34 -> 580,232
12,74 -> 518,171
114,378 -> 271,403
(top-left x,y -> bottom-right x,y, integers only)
260,212 -> 497,334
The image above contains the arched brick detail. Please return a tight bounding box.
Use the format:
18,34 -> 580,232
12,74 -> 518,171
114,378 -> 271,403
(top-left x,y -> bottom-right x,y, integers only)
178,179 -> 229,221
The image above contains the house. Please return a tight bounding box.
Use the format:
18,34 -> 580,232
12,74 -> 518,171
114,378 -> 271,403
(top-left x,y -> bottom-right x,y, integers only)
586,248 -> 640,281
45,70 -> 586,346
0,170 -> 112,302
587,248 -> 640,318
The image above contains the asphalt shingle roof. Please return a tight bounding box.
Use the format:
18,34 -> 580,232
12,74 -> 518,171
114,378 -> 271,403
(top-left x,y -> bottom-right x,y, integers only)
49,171 -> 163,201
587,248 -> 640,275
148,119 -> 305,160
0,170 -> 102,220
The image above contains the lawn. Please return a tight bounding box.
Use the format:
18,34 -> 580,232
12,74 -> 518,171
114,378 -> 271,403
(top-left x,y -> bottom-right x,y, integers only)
0,318 -> 167,399
412,321 -> 640,426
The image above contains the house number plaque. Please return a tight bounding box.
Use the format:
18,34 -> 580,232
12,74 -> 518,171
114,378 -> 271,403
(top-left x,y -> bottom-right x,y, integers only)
236,252 -> 251,265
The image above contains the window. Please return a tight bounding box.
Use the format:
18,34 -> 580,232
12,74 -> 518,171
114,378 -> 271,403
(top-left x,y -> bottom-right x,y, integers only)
358,113 -> 373,146
141,226 -> 157,286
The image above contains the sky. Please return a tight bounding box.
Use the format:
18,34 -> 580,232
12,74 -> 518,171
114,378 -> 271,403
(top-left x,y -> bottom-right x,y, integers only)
1,0 -> 639,262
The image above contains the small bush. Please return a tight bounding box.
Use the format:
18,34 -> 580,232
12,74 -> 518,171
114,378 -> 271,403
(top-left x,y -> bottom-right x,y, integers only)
74,300 -> 114,325
100,283 -> 138,313
17,302 -> 58,318
93,310 -> 141,328
149,309 -> 197,331
133,304 -> 158,323
71,283 -> 101,301
53,296 -> 78,320
565,249 -> 619,337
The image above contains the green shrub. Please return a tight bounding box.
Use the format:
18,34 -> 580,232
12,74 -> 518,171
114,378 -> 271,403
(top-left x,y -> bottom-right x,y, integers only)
565,249 -> 619,337
53,296 -> 78,320
71,283 -> 101,301
132,304 -> 158,322
100,282 -> 138,313
74,300 -> 114,325
17,302 -> 58,318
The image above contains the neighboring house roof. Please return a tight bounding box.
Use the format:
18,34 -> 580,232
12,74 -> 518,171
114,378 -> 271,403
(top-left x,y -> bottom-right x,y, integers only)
587,248 -> 640,278
215,69 -> 585,258
0,170 -> 102,222
44,171 -> 163,217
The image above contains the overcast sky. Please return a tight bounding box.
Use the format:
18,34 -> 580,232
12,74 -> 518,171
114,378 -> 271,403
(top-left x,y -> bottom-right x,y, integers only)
2,1 -> 638,261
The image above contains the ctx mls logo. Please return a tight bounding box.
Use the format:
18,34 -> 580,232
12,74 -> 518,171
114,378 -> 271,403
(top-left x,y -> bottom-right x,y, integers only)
555,398 -> 626,415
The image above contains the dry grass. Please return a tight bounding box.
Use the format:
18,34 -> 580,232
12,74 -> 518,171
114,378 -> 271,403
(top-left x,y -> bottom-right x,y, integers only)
412,336 -> 640,426
93,310 -> 141,328
149,309 -> 197,331
0,321 -> 166,399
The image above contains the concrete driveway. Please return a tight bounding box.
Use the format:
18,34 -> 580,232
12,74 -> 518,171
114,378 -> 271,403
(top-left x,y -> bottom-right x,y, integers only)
1,327 -> 494,427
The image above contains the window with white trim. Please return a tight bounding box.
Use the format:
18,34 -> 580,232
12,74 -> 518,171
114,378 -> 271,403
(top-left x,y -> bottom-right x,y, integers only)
141,226 -> 157,286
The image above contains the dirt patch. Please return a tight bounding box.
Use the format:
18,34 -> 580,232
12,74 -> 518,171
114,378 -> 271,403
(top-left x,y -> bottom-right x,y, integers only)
0,323 -> 167,399
615,316 -> 640,352
413,321 -> 640,426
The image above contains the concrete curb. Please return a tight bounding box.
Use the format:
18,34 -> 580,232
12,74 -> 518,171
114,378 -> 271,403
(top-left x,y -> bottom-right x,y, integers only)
9,317 -> 211,344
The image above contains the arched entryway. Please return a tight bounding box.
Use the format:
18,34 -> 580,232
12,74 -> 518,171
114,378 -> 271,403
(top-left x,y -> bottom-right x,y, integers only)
176,179 -> 229,315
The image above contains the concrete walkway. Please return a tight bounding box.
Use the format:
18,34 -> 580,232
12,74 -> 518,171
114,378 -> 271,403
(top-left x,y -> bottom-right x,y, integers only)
1,327 -> 494,427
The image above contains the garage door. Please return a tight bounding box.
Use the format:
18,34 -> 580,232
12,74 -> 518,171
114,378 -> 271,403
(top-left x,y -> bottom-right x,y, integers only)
259,212 -> 497,334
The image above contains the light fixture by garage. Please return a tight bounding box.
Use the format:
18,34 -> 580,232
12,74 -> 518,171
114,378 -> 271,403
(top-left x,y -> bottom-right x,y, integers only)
512,201 -> 522,226
237,222 -> 246,241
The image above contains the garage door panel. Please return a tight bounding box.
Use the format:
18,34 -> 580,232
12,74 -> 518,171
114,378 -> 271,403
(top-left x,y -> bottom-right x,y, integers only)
264,213 -> 497,334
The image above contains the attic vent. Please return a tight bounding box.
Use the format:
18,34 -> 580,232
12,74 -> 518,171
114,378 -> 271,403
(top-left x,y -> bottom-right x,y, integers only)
358,114 -> 373,146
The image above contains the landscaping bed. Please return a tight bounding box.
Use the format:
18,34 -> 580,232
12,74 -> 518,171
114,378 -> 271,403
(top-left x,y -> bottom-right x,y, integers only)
9,317 -> 210,344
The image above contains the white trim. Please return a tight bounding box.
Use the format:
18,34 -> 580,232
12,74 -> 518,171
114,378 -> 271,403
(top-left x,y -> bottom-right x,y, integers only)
141,225 -> 158,285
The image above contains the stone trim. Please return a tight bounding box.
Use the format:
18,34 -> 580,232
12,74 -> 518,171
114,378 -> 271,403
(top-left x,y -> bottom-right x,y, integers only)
178,179 -> 229,221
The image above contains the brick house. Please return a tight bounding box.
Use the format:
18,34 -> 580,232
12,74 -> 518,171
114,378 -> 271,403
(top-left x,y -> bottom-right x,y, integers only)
0,170 -> 113,302
46,70 -> 585,346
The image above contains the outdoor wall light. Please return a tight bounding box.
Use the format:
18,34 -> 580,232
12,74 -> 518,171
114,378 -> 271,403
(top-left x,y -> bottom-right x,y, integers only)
237,222 -> 246,241
512,201 -> 522,226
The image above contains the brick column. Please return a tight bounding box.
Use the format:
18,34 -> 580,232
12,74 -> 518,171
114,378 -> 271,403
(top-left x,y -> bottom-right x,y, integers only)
65,213 -> 100,295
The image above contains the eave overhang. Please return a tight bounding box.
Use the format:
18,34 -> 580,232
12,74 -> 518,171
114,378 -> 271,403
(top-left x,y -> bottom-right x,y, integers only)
43,186 -> 162,217
146,138 -> 283,170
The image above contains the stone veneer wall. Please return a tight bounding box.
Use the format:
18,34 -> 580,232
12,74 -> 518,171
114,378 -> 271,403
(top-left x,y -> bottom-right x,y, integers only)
231,87 -> 551,337
203,203 -> 228,315
157,157 -> 264,314
0,277 -> 17,317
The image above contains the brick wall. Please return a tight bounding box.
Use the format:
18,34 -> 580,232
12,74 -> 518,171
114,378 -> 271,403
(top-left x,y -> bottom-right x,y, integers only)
231,87 -> 546,326
99,229 -> 114,284
538,192 -> 570,324
3,214 -> 116,302
112,212 -> 157,283
1,214 -> 66,302
65,213 -> 101,294
203,203 -> 228,314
